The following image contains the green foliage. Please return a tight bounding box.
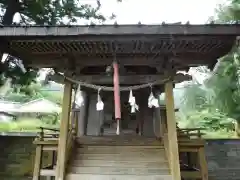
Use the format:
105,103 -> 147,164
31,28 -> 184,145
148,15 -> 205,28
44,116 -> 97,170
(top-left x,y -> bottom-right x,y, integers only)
2,82 -> 63,105
0,118 -> 42,132
40,91 -> 63,105
0,117 -> 60,132
178,0 -> 240,138
0,0 -> 107,25
204,51 -> 240,119
178,110 -> 234,131
179,54 -> 240,137
38,114 -> 60,125
181,85 -> 208,113
209,0 -> 240,23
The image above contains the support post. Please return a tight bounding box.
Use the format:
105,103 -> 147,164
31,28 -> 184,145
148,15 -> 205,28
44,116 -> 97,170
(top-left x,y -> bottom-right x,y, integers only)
164,81 -> 181,180
113,61 -> 121,134
55,80 -> 72,180
198,147 -> 208,180
32,145 -> 42,180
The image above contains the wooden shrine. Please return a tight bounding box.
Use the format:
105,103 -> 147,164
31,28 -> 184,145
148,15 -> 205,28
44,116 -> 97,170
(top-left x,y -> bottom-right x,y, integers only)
0,24 -> 239,180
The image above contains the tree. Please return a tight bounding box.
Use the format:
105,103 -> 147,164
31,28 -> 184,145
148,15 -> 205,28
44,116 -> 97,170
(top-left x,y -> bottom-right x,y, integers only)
209,0 -> 240,23
180,0 -> 240,137
2,82 -> 63,104
0,0 -> 117,88
207,0 -> 240,136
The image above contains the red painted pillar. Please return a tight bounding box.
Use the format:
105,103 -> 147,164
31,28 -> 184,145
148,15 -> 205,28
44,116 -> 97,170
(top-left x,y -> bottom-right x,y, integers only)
113,61 -> 121,134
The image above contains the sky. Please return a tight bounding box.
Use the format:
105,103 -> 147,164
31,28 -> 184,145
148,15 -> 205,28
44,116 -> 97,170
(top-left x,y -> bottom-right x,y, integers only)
98,0 -> 227,24
12,0 -> 227,25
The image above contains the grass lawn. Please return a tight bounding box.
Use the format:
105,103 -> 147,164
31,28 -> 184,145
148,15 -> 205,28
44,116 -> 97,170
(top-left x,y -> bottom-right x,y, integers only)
203,129 -> 235,139
0,118 -> 59,132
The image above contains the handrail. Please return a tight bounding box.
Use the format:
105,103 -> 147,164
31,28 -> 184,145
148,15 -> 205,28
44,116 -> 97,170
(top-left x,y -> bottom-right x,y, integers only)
36,127 -> 59,140
180,128 -> 206,131
38,126 -> 60,132
33,107 -> 78,180
36,126 -> 76,140
177,128 -> 205,139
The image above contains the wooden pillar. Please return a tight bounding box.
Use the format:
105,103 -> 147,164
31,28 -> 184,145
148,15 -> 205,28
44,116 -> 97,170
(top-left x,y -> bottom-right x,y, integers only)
77,91 -> 87,136
198,147 -> 208,180
164,81 -> 181,180
55,80 -> 72,180
32,145 -> 42,180
113,61 -> 121,135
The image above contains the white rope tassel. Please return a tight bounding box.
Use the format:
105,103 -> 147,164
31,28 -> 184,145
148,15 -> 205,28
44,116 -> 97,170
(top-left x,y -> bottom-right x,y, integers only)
96,88 -> 104,111
75,85 -> 84,107
148,87 -> 159,108
128,89 -> 139,113
116,120 -> 120,135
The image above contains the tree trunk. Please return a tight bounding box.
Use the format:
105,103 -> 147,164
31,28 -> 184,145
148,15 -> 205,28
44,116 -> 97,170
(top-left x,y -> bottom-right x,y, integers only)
0,0 -> 20,74
2,0 -> 20,25
235,120 -> 240,138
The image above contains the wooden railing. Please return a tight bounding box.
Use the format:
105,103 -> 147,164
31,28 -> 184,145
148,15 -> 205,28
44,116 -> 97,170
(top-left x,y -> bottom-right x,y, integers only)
179,139 -> 208,180
32,126 -> 76,180
163,127 -> 208,180
32,127 -> 59,180
178,128 -> 206,139
178,128 -> 208,180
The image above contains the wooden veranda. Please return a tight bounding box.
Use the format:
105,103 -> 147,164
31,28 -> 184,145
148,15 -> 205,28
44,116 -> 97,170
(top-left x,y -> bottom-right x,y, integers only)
0,24 -> 239,180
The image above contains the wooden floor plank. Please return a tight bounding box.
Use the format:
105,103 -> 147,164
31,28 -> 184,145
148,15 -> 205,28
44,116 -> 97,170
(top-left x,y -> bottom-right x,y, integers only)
69,166 -> 170,175
72,154 -> 167,161
76,145 -> 164,150
76,136 -> 163,146
70,160 -> 168,167
66,174 -> 173,180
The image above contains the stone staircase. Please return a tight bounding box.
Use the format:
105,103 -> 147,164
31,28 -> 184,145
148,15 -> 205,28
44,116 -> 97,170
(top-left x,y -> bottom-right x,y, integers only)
66,136 -> 172,180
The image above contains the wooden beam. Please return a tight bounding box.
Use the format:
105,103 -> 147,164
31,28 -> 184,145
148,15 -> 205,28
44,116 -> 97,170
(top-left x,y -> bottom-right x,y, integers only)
50,73 -> 191,85
1,24 -> 240,36
26,55 -> 217,68
164,81 -> 181,180
55,80 -> 72,180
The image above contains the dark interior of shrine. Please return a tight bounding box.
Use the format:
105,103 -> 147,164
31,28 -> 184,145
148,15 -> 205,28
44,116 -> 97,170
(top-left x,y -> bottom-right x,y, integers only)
82,89 -> 159,137
100,91 -> 139,135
